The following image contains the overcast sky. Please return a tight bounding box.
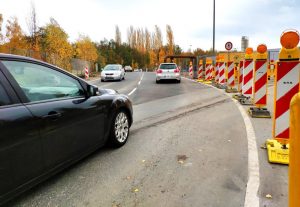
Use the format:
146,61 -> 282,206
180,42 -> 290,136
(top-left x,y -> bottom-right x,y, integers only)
1,0 -> 299,51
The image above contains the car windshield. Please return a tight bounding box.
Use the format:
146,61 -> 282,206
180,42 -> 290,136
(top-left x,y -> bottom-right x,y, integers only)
103,65 -> 120,71
160,64 -> 177,69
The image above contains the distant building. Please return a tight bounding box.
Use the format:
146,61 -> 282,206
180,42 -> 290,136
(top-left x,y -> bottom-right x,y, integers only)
241,36 -> 249,52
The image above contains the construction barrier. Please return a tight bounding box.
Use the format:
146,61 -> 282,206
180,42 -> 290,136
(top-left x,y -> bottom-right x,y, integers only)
289,93 -> 300,207
249,44 -> 271,118
189,64 -> 193,79
218,56 -> 226,89
266,29 -> 300,164
238,60 -> 244,92
238,47 -> 254,105
215,59 -> 219,83
204,59 -> 212,83
85,66 -> 89,79
198,60 -> 204,80
225,61 -> 236,92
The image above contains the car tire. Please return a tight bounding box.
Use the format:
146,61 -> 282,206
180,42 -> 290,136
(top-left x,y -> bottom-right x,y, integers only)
177,79 -> 181,83
101,79 -> 104,82
156,80 -> 159,84
108,110 -> 130,148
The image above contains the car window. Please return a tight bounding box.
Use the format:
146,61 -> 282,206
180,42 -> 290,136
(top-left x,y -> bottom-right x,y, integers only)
2,61 -> 85,102
160,64 -> 177,69
0,82 -> 12,106
104,65 -> 120,71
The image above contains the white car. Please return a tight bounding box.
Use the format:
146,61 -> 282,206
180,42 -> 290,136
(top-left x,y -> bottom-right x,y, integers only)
101,64 -> 125,82
156,63 -> 181,83
124,66 -> 133,72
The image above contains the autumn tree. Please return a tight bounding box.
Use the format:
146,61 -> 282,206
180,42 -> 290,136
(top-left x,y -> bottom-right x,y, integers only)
166,25 -> 174,55
75,35 -> 98,63
115,25 -> 121,46
153,25 -> 163,63
26,2 -> 41,59
4,17 -> 27,55
41,18 -> 73,70
0,14 -> 3,43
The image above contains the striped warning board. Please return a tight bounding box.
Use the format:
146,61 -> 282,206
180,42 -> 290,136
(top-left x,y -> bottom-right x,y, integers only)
274,61 -> 300,140
253,60 -> 268,106
205,63 -> 211,81
189,65 -> 193,78
198,64 -> 204,79
242,60 -> 254,96
238,60 -> 244,92
227,61 -> 235,87
215,62 -> 219,82
218,62 -> 226,85
85,67 -> 89,79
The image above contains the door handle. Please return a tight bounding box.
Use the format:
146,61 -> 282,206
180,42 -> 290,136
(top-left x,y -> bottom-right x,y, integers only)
43,111 -> 62,120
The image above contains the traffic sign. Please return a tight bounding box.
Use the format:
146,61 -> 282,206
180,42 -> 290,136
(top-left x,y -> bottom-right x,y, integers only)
225,42 -> 233,51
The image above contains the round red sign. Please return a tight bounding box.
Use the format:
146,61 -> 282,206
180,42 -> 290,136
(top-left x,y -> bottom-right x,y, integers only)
225,42 -> 233,51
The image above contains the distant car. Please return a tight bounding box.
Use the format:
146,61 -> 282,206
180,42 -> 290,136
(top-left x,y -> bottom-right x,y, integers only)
101,64 -> 125,82
156,63 -> 181,83
0,54 -> 133,205
134,69 -> 139,72
124,66 -> 133,72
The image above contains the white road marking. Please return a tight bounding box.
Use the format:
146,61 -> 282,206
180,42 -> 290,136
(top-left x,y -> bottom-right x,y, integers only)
128,88 -> 137,96
182,76 -> 260,207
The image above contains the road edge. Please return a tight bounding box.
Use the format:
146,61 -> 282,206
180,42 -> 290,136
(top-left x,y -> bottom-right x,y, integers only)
182,77 -> 260,207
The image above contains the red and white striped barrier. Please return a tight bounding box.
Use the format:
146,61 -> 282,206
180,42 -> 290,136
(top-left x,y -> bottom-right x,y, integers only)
215,62 -> 219,82
189,66 -> 193,78
274,61 -> 300,140
253,60 -> 268,105
227,61 -> 235,87
198,64 -> 204,79
210,65 -> 214,80
242,60 -> 254,96
205,63 -> 211,81
85,67 -> 89,79
238,60 -> 244,92
218,62 -> 226,85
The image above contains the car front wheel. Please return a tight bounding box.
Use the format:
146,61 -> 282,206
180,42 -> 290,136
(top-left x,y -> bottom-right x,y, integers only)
109,110 -> 129,147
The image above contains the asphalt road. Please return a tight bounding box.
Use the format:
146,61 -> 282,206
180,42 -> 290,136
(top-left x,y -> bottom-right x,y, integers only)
8,72 -> 286,207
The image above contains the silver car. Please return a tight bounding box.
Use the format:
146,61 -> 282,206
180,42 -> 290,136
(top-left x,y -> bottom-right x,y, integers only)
101,64 -> 125,82
156,63 -> 181,83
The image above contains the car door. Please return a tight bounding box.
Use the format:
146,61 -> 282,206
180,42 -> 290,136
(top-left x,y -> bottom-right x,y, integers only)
0,69 -> 43,202
1,60 -> 106,170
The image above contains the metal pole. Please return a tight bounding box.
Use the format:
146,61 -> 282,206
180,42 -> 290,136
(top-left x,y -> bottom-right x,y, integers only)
213,0 -> 215,55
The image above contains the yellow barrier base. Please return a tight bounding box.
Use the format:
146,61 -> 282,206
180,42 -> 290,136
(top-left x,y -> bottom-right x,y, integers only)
197,79 -> 205,82
266,139 -> 289,164
248,107 -> 271,118
203,80 -> 212,84
225,87 -> 238,93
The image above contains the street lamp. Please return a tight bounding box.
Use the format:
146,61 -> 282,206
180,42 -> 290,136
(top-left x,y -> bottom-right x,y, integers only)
213,0 -> 215,55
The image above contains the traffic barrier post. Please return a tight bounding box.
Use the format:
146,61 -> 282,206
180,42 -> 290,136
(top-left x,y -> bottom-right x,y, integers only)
238,47 -> 254,105
197,60 -> 204,82
204,58 -> 212,84
225,60 -> 238,93
248,44 -> 271,118
217,55 -> 227,89
85,66 -> 89,80
289,93 -> 300,207
266,29 -> 300,164
189,61 -> 193,79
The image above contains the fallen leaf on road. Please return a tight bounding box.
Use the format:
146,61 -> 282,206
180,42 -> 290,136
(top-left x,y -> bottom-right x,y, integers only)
112,203 -> 121,207
126,176 -> 131,180
132,188 -> 139,193
177,155 -> 188,163
266,194 -> 272,199
142,160 -> 146,163
228,139 -> 231,142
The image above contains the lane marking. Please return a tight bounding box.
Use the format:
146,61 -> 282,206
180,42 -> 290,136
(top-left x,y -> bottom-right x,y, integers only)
182,77 -> 260,207
128,88 -> 137,96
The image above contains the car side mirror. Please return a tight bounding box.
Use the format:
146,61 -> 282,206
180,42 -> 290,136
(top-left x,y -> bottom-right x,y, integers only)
87,84 -> 99,97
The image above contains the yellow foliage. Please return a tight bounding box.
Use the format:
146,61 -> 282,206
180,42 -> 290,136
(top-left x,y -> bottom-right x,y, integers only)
75,35 -> 98,62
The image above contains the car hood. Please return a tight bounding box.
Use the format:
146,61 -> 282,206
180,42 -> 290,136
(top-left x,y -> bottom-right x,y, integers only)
102,70 -> 120,74
98,88 -> 119,95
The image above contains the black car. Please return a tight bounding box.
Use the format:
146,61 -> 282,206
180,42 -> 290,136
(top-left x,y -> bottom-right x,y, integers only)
0,54 -> 133,205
